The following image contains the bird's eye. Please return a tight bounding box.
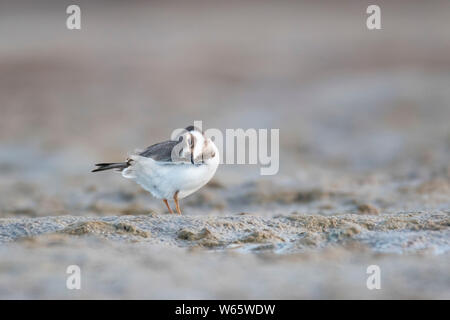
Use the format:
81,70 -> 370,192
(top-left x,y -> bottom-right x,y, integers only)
211,152 -> 215,158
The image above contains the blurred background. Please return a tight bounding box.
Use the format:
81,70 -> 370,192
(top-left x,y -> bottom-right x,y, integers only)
1,0 -> 449,216
0,0 -> 449,299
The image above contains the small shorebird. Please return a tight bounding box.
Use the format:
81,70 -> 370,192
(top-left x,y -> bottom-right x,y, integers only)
92,126 -> 219,214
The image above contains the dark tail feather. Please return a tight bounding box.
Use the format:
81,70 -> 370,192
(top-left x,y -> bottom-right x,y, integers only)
92,162 -> 129,173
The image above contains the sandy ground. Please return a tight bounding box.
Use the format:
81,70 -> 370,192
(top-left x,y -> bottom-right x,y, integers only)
0,210 -> 449,298
0,0 -> 449,299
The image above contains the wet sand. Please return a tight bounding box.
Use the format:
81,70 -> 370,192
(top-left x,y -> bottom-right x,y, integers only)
1,211 -> 449,299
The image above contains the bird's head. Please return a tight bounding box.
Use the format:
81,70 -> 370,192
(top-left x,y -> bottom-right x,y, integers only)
175,126 -> 218,165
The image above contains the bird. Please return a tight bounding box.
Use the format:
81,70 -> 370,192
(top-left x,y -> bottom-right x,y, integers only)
92,126 -> 220,214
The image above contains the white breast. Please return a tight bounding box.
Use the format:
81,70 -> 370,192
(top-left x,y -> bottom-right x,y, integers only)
121,153 -> 219,200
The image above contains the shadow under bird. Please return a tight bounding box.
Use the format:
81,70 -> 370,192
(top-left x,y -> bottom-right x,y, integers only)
92,126 -> 219,214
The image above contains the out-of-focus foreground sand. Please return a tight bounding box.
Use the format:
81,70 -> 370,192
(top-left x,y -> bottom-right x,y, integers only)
0,0 -> 449,298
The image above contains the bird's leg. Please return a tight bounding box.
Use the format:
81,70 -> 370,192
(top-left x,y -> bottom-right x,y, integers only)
173,191 -> 182,215
163,199 -> 174,214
